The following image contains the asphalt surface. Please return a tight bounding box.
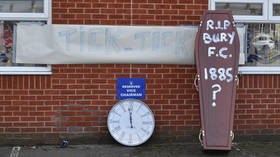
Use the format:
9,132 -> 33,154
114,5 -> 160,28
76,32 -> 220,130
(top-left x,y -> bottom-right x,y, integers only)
2,142 -> 280,157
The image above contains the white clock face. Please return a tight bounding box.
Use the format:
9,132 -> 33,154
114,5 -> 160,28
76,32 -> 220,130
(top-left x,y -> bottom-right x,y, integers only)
107,99 -> 155,146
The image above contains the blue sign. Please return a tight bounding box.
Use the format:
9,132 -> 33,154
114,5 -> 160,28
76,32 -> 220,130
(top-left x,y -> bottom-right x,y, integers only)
117,78 -> 146,100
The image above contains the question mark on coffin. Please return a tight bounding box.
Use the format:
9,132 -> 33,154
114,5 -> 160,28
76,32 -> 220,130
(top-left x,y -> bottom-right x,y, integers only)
211,84 -> 222,107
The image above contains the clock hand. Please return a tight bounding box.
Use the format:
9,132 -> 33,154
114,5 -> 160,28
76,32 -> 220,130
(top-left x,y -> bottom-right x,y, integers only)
130,107 -> 134,128
128,108 -> 133,128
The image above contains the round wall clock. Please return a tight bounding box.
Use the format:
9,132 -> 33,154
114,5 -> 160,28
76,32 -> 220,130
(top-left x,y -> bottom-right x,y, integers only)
107,99 -> 155,146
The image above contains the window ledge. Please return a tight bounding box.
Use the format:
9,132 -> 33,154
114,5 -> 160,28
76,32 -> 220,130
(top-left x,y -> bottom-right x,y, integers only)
239,66 -> 280,74
0,65 -> 52,75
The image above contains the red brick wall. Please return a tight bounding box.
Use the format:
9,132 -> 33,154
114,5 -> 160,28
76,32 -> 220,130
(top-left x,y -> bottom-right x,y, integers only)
52,0 -> 207,25
236,75 -> 280,135
0,64 -> 199,138
0,0 -> 280,142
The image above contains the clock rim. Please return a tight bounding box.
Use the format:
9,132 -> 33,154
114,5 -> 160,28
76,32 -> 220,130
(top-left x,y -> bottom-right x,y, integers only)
107,99 -> 155,147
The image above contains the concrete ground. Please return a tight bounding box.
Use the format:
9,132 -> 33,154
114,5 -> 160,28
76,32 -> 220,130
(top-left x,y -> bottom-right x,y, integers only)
2,141 -> 280,157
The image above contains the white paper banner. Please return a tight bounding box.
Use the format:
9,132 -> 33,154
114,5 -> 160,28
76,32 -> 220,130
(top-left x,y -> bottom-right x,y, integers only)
15,24 -> 245,65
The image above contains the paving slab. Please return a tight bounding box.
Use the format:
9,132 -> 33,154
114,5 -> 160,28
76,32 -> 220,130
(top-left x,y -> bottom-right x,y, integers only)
2,142 -> 280,157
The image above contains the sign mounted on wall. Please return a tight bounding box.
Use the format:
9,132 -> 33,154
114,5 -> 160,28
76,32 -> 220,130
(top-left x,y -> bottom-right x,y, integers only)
117,78 -> 145,100
195,11 -> 240,150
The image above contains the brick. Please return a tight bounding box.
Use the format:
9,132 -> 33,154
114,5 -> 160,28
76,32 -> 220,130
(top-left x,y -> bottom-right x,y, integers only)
5,117 -> 19,121
164,84 -> 178,89
22,128 -> 36,132
261,109 -> 275,114
178,104 -> 192,109
5,106 -> 20,111
37,128 -> 52,132
155,111 -> 169,115
246,120 -> 260,124
0,90 -> 12,95
268,114 -> 280,118
261,120 -> 275,124
6,128 -> 20,132
247,110 -> 259,114
171,120 -> 184,125
108,3 -> 123,8
53,85 -> 68,89
37,96 -> 52,100
77,122 -> 92,126
186,15 -> 200,20
45,112 -> 58,116
164,0 -> 178,3
139,4 -> 154,9
157,121 -> 170,125
238,105 -> 251,109
162,116 -> 176,120
178,115 -> 192,120
76,3 -> 91,8
68,117 -> 83,121
239,115 -> 252,119
155,89 -> 170,94
14,123 -> 28,127
84,117 -> 99,121
247,99 -> 260,104
21,117 -> 36,121
0,122 -> 12,127
61,112 -> 76,116
253,115 -> 267,119
171,110 -> 185,115
0,112 -> 12,116
36,117 -> 52,122
162,105 -> 176,109
13,112 -> 28,116
85,20 -> 100,24
253,94 -> 267,99
253,104 -> 267,109
261,99 -> 276,103
132,20 -> 147,25
61,122 -> 76,127
247,89 -> 261,93
170,100 -> 184,104
60,14 -> 75,18
60,90 -> 76,95
77,112 -> 91,116
179,0 -> 193,3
